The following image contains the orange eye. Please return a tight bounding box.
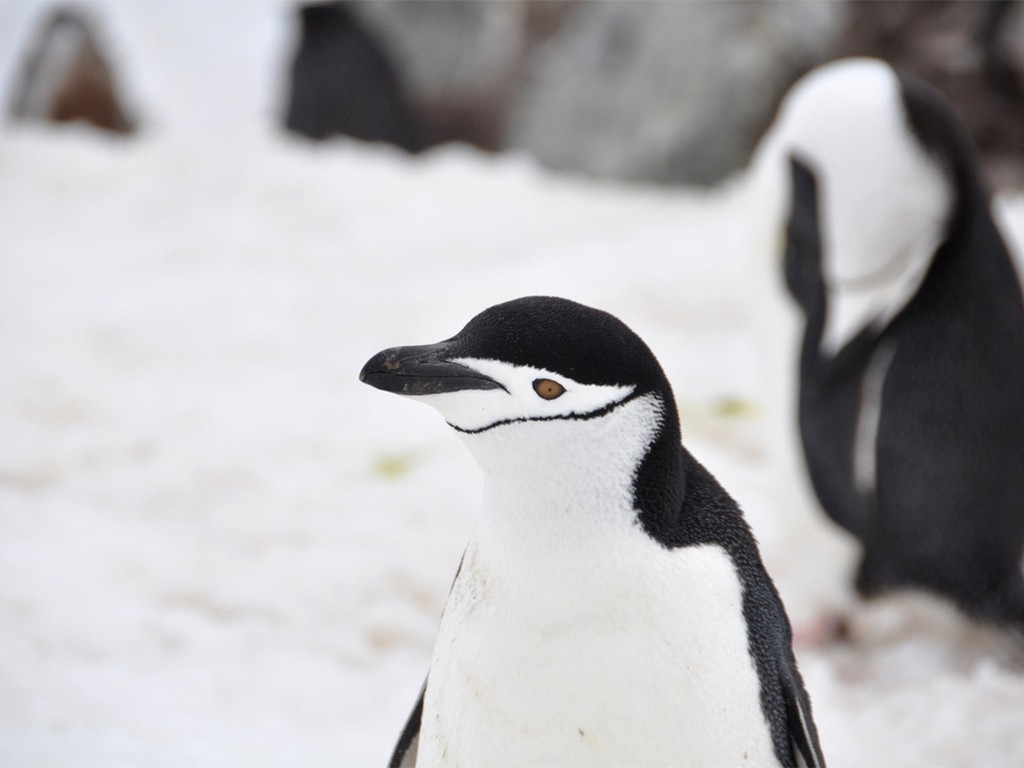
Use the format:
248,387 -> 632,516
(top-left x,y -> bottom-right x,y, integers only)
533,378 -> 565,400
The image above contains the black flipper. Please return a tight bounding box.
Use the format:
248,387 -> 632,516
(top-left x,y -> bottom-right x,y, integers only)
388,680 -> 425,768
781,663 -> 825,768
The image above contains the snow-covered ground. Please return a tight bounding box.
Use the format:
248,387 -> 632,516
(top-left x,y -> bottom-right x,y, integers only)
2,3 -> 1024,766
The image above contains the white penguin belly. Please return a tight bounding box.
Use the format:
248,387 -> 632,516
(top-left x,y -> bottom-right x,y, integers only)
417,539 -> 779,767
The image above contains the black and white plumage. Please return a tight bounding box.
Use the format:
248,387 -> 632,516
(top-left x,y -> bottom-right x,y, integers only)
360,296 -> 824,767
776,58 -> 1024,632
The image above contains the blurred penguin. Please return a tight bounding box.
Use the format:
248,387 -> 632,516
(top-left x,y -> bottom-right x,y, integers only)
767,58 -> 1024,638
283,1 -> 427,151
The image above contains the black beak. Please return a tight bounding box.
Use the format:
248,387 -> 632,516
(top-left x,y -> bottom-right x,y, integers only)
359,342 -> 505,396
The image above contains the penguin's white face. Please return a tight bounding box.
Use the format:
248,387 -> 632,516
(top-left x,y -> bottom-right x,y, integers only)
417,357 -> 636,434
766,58 -> 952,353
360,296 -> 677,490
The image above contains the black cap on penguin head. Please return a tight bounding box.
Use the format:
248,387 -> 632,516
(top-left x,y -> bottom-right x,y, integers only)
446,296 -> 675,400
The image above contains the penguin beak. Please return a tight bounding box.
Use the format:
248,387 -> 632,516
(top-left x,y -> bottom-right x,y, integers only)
359,342 -> 505,396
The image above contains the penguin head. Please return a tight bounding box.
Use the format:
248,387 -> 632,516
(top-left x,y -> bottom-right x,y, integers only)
769,58 -> 964,354
360,296 -> 678,484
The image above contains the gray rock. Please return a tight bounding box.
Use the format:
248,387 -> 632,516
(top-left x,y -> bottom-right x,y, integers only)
505,1 -> 843,185
353,0 -> 540,150
347,1 -> 842,184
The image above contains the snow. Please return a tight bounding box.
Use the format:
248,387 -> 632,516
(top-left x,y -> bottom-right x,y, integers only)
2,2 -> 1024,766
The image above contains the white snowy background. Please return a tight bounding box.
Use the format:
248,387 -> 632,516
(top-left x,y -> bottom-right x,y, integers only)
2,2 -> 1024,766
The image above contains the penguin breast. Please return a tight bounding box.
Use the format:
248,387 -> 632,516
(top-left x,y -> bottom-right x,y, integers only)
417,533 -> 778,767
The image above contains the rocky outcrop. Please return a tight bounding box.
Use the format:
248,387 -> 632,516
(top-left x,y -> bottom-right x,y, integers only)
504,2 -> 841,185
7,5 -> 135,134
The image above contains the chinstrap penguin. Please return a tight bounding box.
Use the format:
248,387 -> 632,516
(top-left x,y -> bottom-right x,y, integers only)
775,58 -> 1024,634
360,296 -> 825,767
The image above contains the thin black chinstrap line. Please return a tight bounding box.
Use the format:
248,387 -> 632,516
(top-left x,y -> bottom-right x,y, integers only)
448,390 -> 643,435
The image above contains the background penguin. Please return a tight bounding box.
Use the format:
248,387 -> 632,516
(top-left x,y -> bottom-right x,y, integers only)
772,58 -> 1024,634
361,296 -> 825,768
283,2 -> 427,151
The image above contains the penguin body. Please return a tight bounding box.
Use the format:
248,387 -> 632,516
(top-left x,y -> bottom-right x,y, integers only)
283,2 -> 426,151
361,296 -> 824,767
777,59 -> 1024,628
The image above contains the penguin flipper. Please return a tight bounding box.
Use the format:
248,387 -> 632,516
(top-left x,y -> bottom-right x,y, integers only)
781,664 -> 825,768
388,679 -> 425,768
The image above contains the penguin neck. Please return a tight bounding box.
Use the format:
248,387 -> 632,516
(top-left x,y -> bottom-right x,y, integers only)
785,156 -> 910,377
925,173 -> 1016,299
461,393 -> 678,586
632,405 -> 688,545
896,66 -> 1007,300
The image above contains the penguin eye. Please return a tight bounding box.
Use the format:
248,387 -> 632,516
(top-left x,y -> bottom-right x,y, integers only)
532,378 -> 565,400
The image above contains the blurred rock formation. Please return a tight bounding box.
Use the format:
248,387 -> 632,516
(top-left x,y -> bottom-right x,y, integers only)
345,0 -> 1024,190
7,4 -> 134,134
8,1 -> 1022,190
352,0 -> 543,152
349,0 -> 841,186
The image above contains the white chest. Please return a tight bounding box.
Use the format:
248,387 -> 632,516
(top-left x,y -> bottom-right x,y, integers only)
417,536 -> 778,767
